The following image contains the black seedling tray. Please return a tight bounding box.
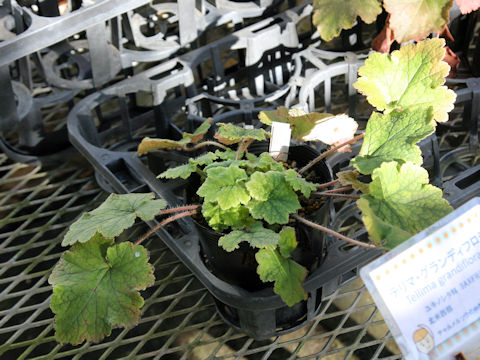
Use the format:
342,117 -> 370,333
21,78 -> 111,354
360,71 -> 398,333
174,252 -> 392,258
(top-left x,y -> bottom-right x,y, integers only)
68,82 -> 382,338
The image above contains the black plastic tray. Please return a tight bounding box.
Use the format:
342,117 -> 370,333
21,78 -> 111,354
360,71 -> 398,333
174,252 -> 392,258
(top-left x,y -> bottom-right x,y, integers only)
68,85 -> 382,339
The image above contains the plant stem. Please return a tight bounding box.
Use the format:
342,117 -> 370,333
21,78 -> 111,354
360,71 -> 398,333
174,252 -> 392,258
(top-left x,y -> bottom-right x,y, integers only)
135,210 -> 197,246
183,141 -> 229,151
316,179 -> 340,189
158,205 -> 199,216
299,133 -> 365,174
313,192 -> 360,199
236,139 -> 254,160
292,214 -> 377,249
324,186 -> 353,193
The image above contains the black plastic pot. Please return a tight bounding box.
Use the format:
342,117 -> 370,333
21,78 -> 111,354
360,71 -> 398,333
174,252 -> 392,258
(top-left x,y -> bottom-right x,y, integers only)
193,144 -> 331,292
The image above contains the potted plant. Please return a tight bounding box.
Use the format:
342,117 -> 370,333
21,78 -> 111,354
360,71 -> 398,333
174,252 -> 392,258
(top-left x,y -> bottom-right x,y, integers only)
49,38 -> 455,345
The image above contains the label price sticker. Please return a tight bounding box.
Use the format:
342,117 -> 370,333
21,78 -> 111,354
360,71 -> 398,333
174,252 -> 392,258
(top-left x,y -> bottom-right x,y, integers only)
361,198 -> 480,360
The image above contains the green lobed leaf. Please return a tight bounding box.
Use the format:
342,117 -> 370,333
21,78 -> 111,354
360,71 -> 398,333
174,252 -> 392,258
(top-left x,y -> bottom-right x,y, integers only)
63,193 -> 167,246
190,152 -> 218,166
358,161 -> 453,247
278,227 -> 297,258
354,38 -> 456,123
284,169 -> 318,197
350,108 -> 435,174
384,0 -> 452,43
246,152 -> 285,172
312,0 -> 382,41
214,149 -> 237,160
214,123 -> 269,145
218,222 -> 280,252
357,198 -> 412,248
337,170 -> 370,193
204,159 -> 260,174
246,171 -> 301,224
256,249 -> 307,306
202,202 -> 255,232
159,162 -> 197,179
197,164 -> 250,210
49,234 -> 155,344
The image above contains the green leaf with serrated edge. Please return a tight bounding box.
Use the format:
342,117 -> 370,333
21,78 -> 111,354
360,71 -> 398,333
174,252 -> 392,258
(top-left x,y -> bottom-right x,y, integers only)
384,0 -> 452,43
214,149 -> 236,160
278,227 -> 297,258
256,249 -> 307,306
337,170 -> 370,194
312,0 -> 382,41
350,108 -> 435,174
214,123 -> 268,145
245,153 -> 258,161
49,234 -> 154,344
203,159 -> 251,172
357,198 -> 411,248
256,153 -> 285,171
258,107 -> 290,125
246,171 -> 301,224
359,162 -> 452,241
202,202 -> 255,232
63,193 -> 166,246
284,169 -> 317,197
354,38 -> 456,123
137,118 -> 212,155
197,164 -> 250,210
218,222 -> 280,252
189,152 -> 218,166
159,162 -> 197,179
244,152 -> 285,172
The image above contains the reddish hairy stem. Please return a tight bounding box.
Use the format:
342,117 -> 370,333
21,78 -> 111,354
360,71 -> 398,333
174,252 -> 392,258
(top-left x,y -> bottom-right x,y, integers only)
324,186 -> 353,193
299,133 -> 365,174
316,179 -> 340,189
292,214 -> 376,249
313,192 -> 360,200
158,205 -> 199,215
135,210 -> 197,246
182,141 -> 229,151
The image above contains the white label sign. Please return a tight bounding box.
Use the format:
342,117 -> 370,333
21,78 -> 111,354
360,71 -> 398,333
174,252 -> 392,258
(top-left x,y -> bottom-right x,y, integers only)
361,198 -> 480,360
269,121 -> 291,161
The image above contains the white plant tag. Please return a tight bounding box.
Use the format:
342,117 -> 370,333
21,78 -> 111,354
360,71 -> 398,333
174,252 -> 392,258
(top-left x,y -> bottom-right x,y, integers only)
269,121 -> 291,161
361,197 -> 480,360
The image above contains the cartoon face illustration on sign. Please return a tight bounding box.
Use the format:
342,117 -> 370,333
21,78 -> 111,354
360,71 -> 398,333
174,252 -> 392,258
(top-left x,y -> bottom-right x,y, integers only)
413,326 -> 435,353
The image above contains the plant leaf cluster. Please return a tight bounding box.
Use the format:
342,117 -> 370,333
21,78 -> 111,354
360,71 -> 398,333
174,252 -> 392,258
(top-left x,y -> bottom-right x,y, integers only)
156,122 -> 317,305
50,193 -> 166,344
49,38 -> 460,346
347,39 -> 454,248
312,0 -> 480,46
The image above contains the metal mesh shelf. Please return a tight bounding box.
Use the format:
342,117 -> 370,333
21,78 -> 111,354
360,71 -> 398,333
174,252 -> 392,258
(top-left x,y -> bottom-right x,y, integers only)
0,152 -> 404,359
